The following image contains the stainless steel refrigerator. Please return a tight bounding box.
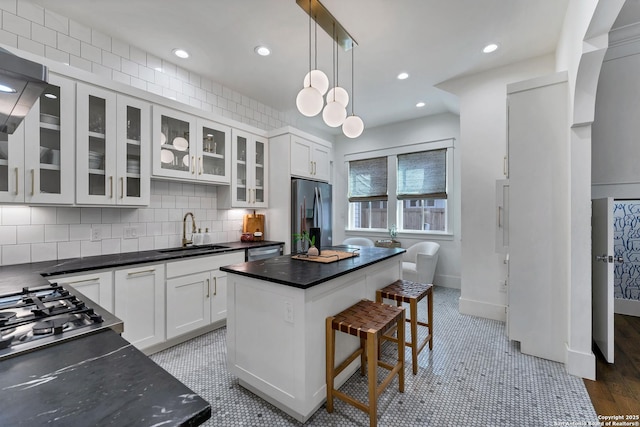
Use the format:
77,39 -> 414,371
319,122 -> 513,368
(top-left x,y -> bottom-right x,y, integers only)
291,178 -> 332,254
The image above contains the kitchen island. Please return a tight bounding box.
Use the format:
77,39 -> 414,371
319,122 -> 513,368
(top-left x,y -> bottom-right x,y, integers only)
221,246 -> 405,422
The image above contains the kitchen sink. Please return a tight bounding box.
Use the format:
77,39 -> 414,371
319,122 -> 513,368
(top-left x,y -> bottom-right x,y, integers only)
157,245 -> 229,254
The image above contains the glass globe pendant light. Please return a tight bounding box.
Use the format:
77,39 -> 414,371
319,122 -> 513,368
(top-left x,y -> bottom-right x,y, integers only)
296,0 -> 324,117
342,45 -> 364,138
323,24 -> 347,127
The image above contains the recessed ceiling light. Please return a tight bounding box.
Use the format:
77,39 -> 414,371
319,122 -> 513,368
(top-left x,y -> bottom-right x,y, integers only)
416,102 -> 426,108
397,72 -> 409,80
172,48 -> 189,59
44,93 -> 57,99
483,43 -> 499,53
0,84 -> 16,93
254,46 -> 271,56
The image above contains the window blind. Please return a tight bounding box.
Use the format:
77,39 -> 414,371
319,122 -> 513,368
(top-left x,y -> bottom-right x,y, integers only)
348,157 -> 387,202
397,149 -> 447,199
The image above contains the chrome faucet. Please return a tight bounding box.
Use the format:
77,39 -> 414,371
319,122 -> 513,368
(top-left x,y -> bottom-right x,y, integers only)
182,212 -> 197,247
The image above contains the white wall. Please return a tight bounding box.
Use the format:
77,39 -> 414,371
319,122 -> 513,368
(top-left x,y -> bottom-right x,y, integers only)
333,113 -> 461,289
437,54 -> 556,321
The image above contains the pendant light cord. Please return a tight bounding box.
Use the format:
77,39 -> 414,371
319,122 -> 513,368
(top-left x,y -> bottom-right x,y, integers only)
308,0 -> 312,86
332,23 -> 336,102
351,46 -> 355,114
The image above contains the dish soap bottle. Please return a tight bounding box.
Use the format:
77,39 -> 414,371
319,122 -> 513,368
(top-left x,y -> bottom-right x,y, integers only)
203,227 -> 213,244
192,228 -> 203,246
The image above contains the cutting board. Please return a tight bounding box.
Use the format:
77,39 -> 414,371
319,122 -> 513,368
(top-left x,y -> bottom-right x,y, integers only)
243,213 -> 265,235
291,250 -> 359,263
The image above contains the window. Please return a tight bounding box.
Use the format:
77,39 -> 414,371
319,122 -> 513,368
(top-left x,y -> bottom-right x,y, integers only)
347,141 -> 452,234
348,157 -> 388,230
397,149 -> 447,232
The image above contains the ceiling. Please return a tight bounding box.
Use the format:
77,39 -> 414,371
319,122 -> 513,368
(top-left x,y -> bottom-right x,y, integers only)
30,0 -> 571,135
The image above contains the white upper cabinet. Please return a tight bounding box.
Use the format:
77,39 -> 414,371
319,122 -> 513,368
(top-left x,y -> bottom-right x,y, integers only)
0,74 -> 75,204
152,105 -> 197,180
195,118 -> 231,183
76,84 -> 150,205
290,135 -> 331,182
221,129 -> 268,208
152,106 -> 231,184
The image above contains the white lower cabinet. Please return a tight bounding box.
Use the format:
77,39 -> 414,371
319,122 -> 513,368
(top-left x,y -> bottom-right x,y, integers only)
114,264 -> 165,350
49,271 -> 114,313
166,252 -> 243,340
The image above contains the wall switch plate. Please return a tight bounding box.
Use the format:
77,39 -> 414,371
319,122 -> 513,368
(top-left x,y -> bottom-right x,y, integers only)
90,228 -> 102,242
284,301 -> 294,323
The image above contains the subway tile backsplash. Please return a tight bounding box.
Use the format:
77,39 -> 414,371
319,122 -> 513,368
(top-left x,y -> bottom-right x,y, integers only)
0,181 -> 248,266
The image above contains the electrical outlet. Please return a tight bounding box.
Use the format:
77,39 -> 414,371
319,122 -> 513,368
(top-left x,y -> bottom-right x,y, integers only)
124,226 -> 137,239
90,228 -> 102,242
284,301 -> 294,323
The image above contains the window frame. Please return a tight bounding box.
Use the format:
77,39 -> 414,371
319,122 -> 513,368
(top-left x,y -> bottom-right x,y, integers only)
346,138 -> 454,236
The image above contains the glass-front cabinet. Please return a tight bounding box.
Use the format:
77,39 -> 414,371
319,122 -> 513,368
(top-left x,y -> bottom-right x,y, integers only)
152,106 -> 196,180
76,84 -> 149,205
229,129 -> 268,208
196,119 -> 230,183
152,106 -> 230,183
0,73 -> 74,204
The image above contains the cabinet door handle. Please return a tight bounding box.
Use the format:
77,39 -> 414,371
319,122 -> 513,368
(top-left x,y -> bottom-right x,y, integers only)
109,176 -> 114,198
497,206 -> 502,228
213,277 -> 217,296
252,188 -> 255,204
310,161 -> 313,174
14,167 -> 19,195
206,278 -> 210,298
65,277 -> 100,285
199,156 -> 203,175
127,268 -> 155,277
312,161 -> 315,175
120,177 -> 124,199
31,169 -> 35,196
191,156 -> 195,174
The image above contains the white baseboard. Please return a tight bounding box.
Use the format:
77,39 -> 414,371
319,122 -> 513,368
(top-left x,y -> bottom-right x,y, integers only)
614,297 -> 640,317
566,344 -> 595,380
435,273 -> 461,289
458,296 -> 506,321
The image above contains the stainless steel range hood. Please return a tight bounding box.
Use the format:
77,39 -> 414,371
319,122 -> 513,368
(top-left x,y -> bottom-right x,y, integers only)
0,48 -> 48,134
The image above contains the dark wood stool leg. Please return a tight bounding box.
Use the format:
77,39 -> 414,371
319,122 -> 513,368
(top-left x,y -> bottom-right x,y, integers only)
326,316 -> 335,413
398,310 -> 405,392
428,288 -> 433,350
366,330 -> 378,427
409,297 -> 418,375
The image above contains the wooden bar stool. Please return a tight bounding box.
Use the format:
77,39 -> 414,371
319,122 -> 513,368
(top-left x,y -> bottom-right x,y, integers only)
326,299 -> 405,427
376,279 -> 433,375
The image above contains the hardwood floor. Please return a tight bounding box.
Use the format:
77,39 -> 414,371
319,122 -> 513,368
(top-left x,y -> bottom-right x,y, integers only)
584,314 -> 640,416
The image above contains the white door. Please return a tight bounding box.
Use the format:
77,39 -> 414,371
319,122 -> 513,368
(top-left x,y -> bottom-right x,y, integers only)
592,197 -> 614,363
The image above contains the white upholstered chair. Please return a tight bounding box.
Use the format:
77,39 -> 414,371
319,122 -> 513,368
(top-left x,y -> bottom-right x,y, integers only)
402,242 -> 440,284
342,237 -> 375,247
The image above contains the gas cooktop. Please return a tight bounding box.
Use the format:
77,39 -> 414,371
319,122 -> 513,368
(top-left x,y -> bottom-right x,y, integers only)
0,283 -> 123,360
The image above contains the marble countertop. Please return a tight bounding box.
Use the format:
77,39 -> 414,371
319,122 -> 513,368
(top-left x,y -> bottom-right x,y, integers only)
0,330 -> 211,426
220,246 -> 405,289
0,240 -> 284,294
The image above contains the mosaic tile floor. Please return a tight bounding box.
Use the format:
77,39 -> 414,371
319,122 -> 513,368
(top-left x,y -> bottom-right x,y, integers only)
150,287 -> 598,426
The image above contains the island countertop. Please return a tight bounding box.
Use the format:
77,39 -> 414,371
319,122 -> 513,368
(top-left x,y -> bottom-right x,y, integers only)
220,246 -> 405,289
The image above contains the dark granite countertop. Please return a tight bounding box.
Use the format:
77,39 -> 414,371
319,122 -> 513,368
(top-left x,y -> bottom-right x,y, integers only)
0,240 -> 284,294
220,246 -> 405,289
0,329 -> 211,426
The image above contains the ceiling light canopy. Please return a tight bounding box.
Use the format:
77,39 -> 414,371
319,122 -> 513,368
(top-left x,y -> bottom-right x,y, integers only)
397,72 -> 409,80
483,43 -> 499,53
254,46 -> 271,56
172,48 -> 189,59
